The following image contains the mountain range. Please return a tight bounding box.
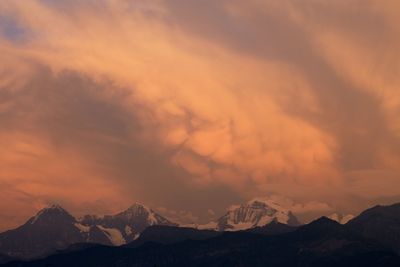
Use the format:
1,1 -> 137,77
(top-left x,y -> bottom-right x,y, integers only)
0,203 -> 176,260
3,203 -> 400,267
2,201 -> 400,266
0,198 -> 302,261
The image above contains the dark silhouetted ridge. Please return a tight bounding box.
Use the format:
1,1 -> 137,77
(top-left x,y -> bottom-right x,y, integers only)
127,225 -> 221,248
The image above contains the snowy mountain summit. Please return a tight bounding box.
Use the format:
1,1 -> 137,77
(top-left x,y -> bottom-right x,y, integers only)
115,203 -> 174,228
216,198 -> 300,231
81,203 -> 177,244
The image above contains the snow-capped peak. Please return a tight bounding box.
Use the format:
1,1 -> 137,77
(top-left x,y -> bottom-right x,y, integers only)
118,203 -> 158,224
216,198 -> 300,231
125,203 -> 152,214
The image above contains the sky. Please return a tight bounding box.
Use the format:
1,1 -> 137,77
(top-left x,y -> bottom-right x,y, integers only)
0,0 -> 400,231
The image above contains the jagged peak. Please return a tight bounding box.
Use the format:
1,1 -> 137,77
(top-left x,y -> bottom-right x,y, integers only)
113,203 -> 174,227
29,204 -> 74,224
47,204 -> 64,210
37,204 -> 69,214
122,203 -> 154,216
127,202 -> 151,211
117,203 -> 157,220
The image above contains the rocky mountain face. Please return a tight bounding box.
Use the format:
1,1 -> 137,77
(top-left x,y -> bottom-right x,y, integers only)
215,198 -> 301,231
0,203 -> 176,261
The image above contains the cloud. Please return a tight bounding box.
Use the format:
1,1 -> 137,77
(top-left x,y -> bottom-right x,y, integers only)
329,213 -> 355,224
155,206 -> 199,224
0,63 -> 241,229
0,0 -> 400,230
207,209 -> 216,217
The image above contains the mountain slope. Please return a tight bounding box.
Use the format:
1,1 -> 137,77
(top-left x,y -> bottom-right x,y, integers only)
245,219 -> 298,235
0,204 -> 177,260
345,203 -> 400,253
126,225 -> 221,248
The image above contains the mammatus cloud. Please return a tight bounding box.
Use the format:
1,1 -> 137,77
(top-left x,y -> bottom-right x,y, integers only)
0,0 -> 400,230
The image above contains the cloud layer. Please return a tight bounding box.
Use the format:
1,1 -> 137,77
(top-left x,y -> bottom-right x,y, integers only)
0,0 -> 400,229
